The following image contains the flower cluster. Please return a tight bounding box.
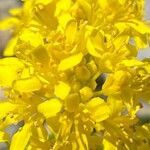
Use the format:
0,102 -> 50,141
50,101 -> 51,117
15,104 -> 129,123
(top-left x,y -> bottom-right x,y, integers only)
0,0 -> 150,149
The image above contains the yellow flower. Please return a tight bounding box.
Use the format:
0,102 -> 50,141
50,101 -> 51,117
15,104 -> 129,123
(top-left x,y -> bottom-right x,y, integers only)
102,59 -> 150,101
0,0 -> 150,149
0,58 -> 24,87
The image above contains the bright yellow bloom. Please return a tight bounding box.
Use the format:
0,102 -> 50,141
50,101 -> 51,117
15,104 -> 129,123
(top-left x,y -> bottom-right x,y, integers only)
0,0 -> 150,149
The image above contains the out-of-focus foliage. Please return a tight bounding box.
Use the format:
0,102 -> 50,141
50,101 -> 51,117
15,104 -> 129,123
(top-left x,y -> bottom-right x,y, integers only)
0,0 -> 150,149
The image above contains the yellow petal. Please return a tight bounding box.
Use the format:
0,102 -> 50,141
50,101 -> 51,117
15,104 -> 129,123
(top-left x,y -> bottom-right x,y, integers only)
113,34 -> 129,49
127,19 -> 150,34
0,102 -> 18,120
10,123 -> 32,150
58,13 -> 73,30
3,36 -> 18,56
58,53 -> 83,71
102,70 -> 130,95
35,1 -> 58,29
55,0 -> 72,15
35,0 -> 52,5
65,21 -> 77,44
87,97 -> 104,107
19,30 -> 43,47
134,34 -> 148,49
9,8 -> 22,16
0,113 -> 19,130
0,58 -> 24,87
98,0 -> 108,9
54,81 -> 70,100
120,59 -> 144,67
0,58 -> 24,68
0,17 -> 19,30
91,31 -> 105,51
86,97 -> 110,122
107,96 -> 123,116
38,98 -> 62,118
118,0 -> 126,5
77,0 -> 91,17
103,139 -> 117,150
80,86 -> 93,102
75,65 -> 91,81
56,0 -> 72,29
20,67 -> 32,79
0,131 -> 9,142
13,76 -> 41,93
86,38 -> 101,58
